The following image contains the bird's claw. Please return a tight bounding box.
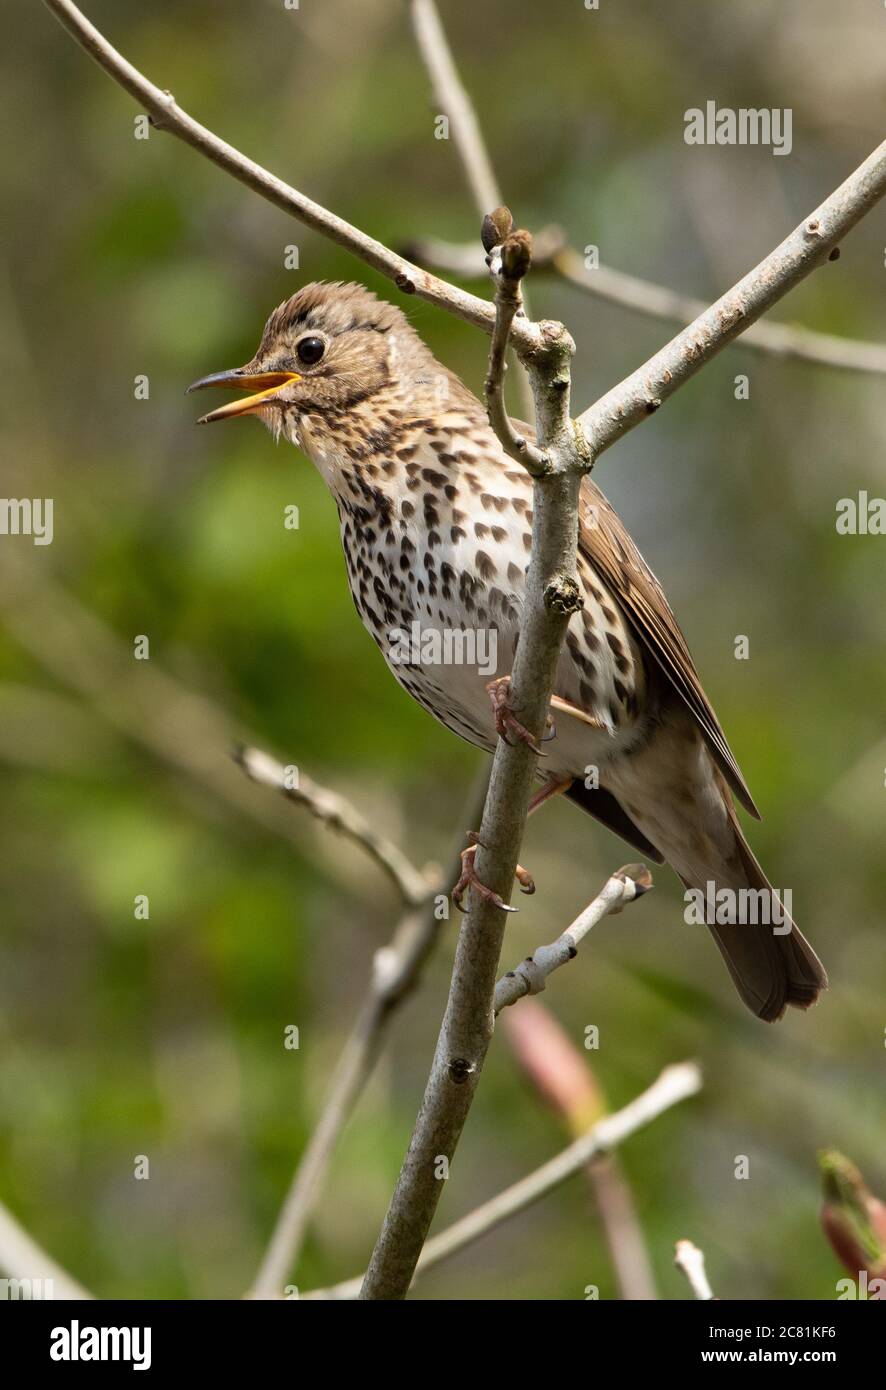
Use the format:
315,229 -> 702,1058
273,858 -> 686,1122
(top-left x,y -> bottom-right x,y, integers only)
486,676 -> 552,756
453,842 -> 515,913
451,835 -> 534,913
515,863 -> 536,896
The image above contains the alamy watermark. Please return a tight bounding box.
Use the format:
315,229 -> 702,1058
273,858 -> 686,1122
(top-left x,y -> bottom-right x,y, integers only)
684,881 -> 793,934
1,1276 -> 54,1299
0,497 -> 53,545
836,491 -> 885,534
388,622 -> 498,677
50,1320 -> 151,1371
684,101 -> 792,157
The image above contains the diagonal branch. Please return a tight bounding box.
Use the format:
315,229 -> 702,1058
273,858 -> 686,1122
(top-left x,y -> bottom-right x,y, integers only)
304,1060 -> 702,1299
247,764 -> 489,1300
553,248 -> 886,377
410,1061 -> 701,1286
493,863 -> 652,1014
578,137 -> 886,457
406,233 -> 886,377
0,1199 -> 94,1300
235,745 -> 433,908
43,1 -> 886,418
41,0 -> 537,353
409,0 -> 500,217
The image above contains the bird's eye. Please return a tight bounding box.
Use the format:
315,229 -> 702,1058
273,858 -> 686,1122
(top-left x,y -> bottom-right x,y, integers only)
296,335 -> 325,366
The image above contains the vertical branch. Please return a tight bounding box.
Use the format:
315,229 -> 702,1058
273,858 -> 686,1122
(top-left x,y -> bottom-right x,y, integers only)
360,217 -> 587,1300
304,1062 -> 702,1299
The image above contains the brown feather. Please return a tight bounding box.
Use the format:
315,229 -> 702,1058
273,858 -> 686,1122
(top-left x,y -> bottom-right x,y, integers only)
565,781 -> 665,863
577,478 -> 761,819
677,787 -> 827,1021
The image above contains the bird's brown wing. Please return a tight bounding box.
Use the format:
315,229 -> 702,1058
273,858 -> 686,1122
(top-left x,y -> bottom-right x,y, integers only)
578,476 -> 761,819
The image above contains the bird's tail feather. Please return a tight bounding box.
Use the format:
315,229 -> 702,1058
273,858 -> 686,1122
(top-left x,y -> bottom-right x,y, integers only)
679,821 -> 827,1023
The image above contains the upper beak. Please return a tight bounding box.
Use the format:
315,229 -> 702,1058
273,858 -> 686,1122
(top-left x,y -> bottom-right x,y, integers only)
186,368 -> 301,424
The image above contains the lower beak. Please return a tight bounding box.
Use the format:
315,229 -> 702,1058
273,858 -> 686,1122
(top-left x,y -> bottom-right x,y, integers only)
186,368 -> 301,424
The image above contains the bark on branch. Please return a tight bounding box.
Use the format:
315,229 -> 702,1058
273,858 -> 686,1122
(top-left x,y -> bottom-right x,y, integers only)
359,215 -> 588,1299
305,1061 -> 702,1299
482,209 -> 549,475
0,1199 -> 93,1300
493,863 -> 652,1014
235,745 -> 433,908
674,1238 -> 715,1300
578,138 -> 886,458
41,0 -> 537,354
246,766 -> 489,1300
405,234 -> 886,377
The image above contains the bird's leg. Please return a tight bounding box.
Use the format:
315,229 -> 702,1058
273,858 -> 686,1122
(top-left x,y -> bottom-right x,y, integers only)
527,775 -> 573,816
486,675 -> 554,756
548,694 -> 611,737
453,756 -> 570,917
451,777 -> 572,913
452,720 -> 574,915
452,832 -> 535,914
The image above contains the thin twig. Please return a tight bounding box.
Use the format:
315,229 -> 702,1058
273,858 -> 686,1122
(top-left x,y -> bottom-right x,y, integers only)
409,0 -> 500,218
591,1157 -> 659,1301
235,745 -> 433,908
400,227 -> 566,278
0,1199 -> 93,1300
674,1238 -> 715,1300
483,214 -> 549,475
41,0 -> 541,353
493,863 -> 652,1014
578,138 -> 886,457
247,764 -> 489,1300
304,1061 -> 702,1298
501,998 -> 657,1299
405,233 -> 886,378
408,0 -> 535,420
554,248 -> 886,376
0,550 -> 309,847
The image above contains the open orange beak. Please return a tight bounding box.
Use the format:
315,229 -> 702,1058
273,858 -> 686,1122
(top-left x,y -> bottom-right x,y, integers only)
186,368 -> 301,424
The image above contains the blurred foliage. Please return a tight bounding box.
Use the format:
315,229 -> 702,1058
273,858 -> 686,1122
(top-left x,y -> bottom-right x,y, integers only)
0,0 -> 884,1299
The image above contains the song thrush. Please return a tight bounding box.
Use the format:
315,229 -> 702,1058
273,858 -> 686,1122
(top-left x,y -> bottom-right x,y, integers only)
189,281 -> 827,1022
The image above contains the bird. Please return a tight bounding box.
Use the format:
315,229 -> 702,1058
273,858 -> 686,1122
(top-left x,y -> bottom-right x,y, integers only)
188,280 -> 827,1022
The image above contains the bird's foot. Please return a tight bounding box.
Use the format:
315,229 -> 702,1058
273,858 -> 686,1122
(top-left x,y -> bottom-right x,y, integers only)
527,775 -> 573,817
486,675 -> 553,756
452,833 -> 536,914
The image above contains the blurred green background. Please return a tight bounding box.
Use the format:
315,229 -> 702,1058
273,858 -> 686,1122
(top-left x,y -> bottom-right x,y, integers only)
1,0 -> 884,1300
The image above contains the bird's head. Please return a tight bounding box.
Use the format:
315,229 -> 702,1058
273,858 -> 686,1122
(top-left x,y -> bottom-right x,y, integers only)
187,281 -> 428,444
